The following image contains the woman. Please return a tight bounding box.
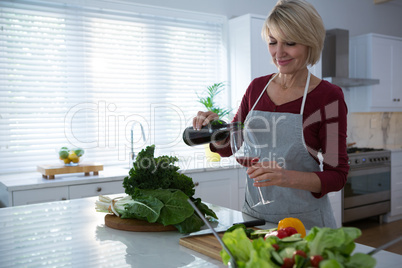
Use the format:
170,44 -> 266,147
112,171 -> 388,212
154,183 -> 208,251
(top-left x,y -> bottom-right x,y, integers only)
193,0 -> 349,229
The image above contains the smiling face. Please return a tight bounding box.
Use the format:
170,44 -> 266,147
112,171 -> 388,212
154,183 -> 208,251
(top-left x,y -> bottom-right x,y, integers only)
268,34 -> 309,75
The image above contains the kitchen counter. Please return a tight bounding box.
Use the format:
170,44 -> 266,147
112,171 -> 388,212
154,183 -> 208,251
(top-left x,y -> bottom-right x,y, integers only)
0,158 -> 244,207
0,157 -> 241,191
0,196 -> 401,268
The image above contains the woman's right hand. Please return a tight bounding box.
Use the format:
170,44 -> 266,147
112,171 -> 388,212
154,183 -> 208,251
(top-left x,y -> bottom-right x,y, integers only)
192,111 -> 219,130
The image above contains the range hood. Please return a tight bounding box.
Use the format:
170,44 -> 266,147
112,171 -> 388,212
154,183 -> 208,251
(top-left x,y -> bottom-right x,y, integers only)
322,29 -> 379,88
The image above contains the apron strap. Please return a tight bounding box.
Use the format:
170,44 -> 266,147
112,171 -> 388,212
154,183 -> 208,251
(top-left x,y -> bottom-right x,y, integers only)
299,70 -> 311,115
250,73 -> 279,112
250,70 -> 311,114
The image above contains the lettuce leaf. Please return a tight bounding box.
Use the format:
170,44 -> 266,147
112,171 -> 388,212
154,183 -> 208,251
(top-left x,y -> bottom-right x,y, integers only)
305,227 -> 361,256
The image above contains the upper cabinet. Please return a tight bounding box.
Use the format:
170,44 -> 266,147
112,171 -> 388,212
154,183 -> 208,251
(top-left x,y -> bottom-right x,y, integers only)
349,34 -> 402,112
229,14 -> 322,109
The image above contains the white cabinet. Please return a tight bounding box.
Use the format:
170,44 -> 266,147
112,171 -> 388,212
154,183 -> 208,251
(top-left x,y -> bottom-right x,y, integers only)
13,186 -> 69,206
69,181 -> 124,199
229,14 -> 322,109
10,181 -> 125,206
229,14 -> 274,108
385,151 -> 402,222
349,34 -> 402,112
185,169 -> 239,210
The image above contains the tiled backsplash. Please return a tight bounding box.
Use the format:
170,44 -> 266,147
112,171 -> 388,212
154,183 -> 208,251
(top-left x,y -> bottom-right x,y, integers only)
347,112 -> 402,149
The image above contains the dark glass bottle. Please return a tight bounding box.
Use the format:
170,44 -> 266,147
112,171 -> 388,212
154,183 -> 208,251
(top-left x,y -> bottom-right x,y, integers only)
183,120 -> 242,146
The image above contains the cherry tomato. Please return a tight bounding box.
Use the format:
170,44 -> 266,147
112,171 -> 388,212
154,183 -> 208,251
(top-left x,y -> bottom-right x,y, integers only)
277,229 -> 289,239
293,250 -> 307,260
284,227 -> 298,236
310,255 -> 324,267
272,244 -> 280,251
281,257 -> 295,268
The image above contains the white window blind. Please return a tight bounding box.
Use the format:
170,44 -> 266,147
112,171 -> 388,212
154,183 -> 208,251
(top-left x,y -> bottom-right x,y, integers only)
0,0 -> 227,174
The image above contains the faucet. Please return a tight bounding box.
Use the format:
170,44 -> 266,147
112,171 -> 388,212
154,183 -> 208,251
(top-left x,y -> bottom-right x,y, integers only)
130,122 -> 146,167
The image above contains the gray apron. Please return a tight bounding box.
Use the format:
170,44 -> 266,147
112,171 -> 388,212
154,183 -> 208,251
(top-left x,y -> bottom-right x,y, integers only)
242,71 -> 337,229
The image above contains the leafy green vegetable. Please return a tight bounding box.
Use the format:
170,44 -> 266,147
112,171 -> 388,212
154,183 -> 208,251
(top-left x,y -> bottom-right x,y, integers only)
120,195 -> 163,222
220,227 -> 376,268
118,145 -> 217,233
123,145 -> 195,198
305,226 -> 360,256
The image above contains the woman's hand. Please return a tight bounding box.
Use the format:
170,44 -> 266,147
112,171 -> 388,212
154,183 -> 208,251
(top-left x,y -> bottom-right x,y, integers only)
247,161 -> 287,187
192,111 -> 228,147
192,111 -> 219,130
247,161 -> 322,193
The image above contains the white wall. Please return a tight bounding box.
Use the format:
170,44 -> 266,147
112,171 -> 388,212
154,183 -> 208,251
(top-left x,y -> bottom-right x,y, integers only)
115,0 -> 402,38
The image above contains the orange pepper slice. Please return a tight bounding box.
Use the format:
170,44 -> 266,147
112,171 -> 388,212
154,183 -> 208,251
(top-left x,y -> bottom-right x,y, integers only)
277,217 -> 306,238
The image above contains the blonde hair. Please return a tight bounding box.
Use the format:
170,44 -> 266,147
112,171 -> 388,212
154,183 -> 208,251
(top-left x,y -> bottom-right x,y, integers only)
262,0 -> 325,66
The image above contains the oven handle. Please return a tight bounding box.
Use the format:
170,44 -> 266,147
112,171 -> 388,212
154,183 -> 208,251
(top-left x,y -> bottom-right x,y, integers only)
348,165 -> 390,177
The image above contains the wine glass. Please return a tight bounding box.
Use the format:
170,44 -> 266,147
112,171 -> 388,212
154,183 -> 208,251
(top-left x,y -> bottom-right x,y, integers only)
230,126 -> 271,208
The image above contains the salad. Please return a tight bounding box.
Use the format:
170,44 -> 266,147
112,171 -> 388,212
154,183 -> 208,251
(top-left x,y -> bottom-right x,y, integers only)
220,225 -> 376,268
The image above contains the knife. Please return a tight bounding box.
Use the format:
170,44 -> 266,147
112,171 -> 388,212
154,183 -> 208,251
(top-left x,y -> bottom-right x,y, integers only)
184,218 -> 266,237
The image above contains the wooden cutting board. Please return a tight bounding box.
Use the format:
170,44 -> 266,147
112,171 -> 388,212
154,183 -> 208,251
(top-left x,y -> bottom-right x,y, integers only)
105,214 -> 177,232
37,162 -> 103,179
179,227 -> 261,261
179,233 -> 224,261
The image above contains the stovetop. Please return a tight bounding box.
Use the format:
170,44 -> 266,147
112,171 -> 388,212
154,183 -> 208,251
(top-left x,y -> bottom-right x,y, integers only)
346,147 -> 384,154
347,147 -> 391,168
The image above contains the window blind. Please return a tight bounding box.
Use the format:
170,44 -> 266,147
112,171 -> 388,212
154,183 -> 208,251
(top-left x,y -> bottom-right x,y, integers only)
0,0 -> 227,174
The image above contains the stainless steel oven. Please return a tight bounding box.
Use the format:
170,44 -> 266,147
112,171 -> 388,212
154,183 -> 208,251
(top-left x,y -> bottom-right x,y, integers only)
342,148 -> 391,224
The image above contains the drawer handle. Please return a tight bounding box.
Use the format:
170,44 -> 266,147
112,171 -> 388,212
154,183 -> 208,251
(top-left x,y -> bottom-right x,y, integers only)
96,187 -> 102,192
194,182 -> 199,187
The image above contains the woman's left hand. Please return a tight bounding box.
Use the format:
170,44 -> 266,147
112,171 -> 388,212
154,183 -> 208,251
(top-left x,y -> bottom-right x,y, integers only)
246,161 -> 288,187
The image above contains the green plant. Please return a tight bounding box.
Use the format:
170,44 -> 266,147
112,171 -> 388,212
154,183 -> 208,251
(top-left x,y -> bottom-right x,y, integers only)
197,82 -> 231,119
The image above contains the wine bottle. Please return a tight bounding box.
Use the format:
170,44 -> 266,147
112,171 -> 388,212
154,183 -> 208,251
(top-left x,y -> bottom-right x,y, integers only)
183,120 -> 241,146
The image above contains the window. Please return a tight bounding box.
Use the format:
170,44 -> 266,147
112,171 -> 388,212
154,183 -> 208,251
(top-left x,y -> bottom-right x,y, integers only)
0,0 -> 227,174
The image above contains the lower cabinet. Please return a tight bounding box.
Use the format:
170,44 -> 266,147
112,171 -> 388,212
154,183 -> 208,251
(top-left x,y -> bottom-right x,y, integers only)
185,169 -> 240,210
13,186 -> 69,206
69,181 -> 124,199
10,180 -> 125,207
385,151 -> 402,222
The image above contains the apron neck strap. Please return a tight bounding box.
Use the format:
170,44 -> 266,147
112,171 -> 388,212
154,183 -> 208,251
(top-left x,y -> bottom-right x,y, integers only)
300,69 -> 311,115
250,70 -> 311,114
250,73 -> 279,112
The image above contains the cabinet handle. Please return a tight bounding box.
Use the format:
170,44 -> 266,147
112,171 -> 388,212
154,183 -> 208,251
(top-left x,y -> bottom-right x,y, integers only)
61,197 -> 67,200
96,187 -> 102,192
194,182 -> 199,187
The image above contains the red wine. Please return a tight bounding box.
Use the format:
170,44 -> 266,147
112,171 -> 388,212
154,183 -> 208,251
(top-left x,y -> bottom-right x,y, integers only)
236,156 -> 259,167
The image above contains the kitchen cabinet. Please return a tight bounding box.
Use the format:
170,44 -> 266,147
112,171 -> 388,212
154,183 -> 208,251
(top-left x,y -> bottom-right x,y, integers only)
229,14 -> 322,109
385,150 -> 402,222
69,181 -> 125,199
349,34 -> 402,112
186,168 -> 240,210
9,181 -> 125,206
0,169 -> 128,207
12,186 -> 69,206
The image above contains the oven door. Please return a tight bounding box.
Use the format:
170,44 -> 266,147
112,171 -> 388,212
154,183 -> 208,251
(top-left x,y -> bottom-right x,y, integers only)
342,165 -> 391,223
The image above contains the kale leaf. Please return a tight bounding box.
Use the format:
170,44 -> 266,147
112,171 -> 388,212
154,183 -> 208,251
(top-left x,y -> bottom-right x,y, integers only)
123,145 -> 195,198
122,145 -> 217,233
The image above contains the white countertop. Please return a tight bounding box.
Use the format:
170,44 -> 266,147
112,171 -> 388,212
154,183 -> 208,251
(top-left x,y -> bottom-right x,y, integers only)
0,196 -> 401,268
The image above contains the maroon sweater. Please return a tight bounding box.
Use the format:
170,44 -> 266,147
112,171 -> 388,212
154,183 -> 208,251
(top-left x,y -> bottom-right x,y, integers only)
212,74 -> 349,198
